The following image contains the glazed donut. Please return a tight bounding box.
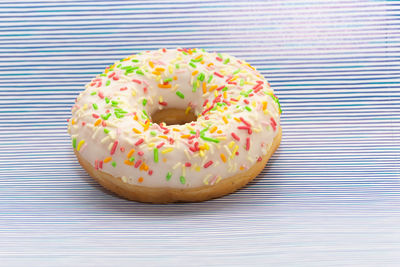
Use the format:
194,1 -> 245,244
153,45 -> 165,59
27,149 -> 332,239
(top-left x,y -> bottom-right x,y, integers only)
68,48 -> 282,203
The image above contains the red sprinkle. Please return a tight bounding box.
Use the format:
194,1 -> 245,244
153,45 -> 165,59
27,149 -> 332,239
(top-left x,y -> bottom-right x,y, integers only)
110,141 -> 118,155
156,142 -> 165,149
94,160 -> 99,170
204,161 -> 213,168
143,87 -> 148,93
98,92 -> 104,99
246,137 -> 250,151
240,117 -> 251,127
102,121 -> 107,127
120,87 -> 128,91
202,99 -> 209,107
257,156 -> 262,162
108,72 -> 116,78
120,147 -> 125,152
135,139 -> 144,146
92,114 -> 99,118
99,160 -> 103,169
159,101 -> 168,106
231,132 -> 240,141
216,85 -> 225,91
134,160 -> 142,168
243,99 -> 250,104
81,122 -> 86,126
162,48 -> 167,53
138,151 -> 144,156
216,57 -> 223,62
185,162 -> 192,167
132,79 -> 142,84
148,170 -> 153,175
214,72 -> 224,78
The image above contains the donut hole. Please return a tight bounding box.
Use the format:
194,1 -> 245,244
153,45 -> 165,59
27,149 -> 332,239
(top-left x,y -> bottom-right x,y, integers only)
151,108 -> 197,126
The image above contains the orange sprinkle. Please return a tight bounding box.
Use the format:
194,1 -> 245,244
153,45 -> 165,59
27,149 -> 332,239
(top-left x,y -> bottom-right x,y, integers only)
192,70 -> 199,76
234,117 -> 241,123
217,130 -> 223,134
194,54 -> 203,60
94,119 -> 101,126
210,126 -> 218,133
222,116 -> 228,124
202,81 -> 206,94
143,120 -> 150,131
124,159 -> 135,166
223,91 -> 227,99
133,114 -> 138,121
209,85 -> 218,92
152,71 -> 161,75
158,84 -> 172,89
71,119 -> 76,125
104,157 -> 112,163
173,128 -> 181,132
159,135 -> 168,139
163,158 -> 167,162
173,76 -> 178,80
207,63 -> 214,67
132,128 -> 141,134
143,164 -> 149,171
149,61 -> 154,68
220,153 -> 227,163
127,149 -> 135,158
139,163 -> 145,171
138,177 -> 144,183
155,67 -> 165,72
240,166 -> 245,170
180,134 -> 191,139
200,60 -> 205,64
262,101 -> 268,110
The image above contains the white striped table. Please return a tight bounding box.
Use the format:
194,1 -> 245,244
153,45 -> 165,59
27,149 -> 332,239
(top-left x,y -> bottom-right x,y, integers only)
1,1 -> 400,266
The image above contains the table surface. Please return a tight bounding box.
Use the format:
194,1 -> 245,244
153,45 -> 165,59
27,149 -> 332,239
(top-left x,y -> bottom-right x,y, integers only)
1,1 -> 400,266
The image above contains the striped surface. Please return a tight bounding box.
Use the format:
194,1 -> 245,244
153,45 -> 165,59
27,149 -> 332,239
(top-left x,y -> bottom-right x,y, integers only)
1,0 -> 400,266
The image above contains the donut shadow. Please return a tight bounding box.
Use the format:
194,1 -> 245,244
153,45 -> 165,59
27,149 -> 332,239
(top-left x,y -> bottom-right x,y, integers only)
77,163 -> 278,219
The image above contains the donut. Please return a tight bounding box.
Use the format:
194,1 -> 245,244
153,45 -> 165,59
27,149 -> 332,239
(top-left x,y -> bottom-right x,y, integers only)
68,48 -> 282,203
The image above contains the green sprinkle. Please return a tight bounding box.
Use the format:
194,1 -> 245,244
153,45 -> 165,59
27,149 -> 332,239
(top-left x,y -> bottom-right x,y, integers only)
192,81 -> 198,92
222,86 -> 228,91
182,51 -> 188,55
189,130 -> 196,135
100,74 -> 106,77
245,106 -> 252,111
129,157 -> 135,162
191,57 -> 203,63
266,91 -> 282,114
106,80 -> 111,86
217,53 -> 223,59
240,79 -> 245,86
150,131 -> 157,136
115,112 -> 125,119
175,63 -> 180,69
153,148 -> 159,163
111,161 -> 116,167
223,58 -> 230,64
131,59 -> 139,62
163,78 -> 173,82
180,176 -> 186,184
116,64 -> 122,68
92,103 -> 98,110
72,138 -> 77,148
105,97 -> 110,104
207,74 -> 213,83
111,100 -> 118,107
103,128 -> 110,134
200,135 -> 220,143
101,113 -> 112,120
136,70 -> 144,75
142,99 -> 147,106
233,69 -> 241,75
189,62 -> 197,68
176,91 -> 185,99
90,91 -> 97,95
114,108 -> 127,114
201,48 -> 206,52
200,126 -> 210,135
166,172 -> 172,181
198,73 -> 205,81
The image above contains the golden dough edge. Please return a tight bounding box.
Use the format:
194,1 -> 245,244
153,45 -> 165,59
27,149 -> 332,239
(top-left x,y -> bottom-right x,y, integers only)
75,127 -> 282,204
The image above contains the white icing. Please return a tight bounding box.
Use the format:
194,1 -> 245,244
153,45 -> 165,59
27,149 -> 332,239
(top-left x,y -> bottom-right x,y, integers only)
68,48 -> 281,188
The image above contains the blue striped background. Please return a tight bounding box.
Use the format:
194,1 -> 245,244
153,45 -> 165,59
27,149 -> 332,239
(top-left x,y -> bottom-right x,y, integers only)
1,1 -> 400,266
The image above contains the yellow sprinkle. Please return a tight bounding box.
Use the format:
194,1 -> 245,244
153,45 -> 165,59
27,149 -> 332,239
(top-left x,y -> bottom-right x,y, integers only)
216,176 -> 222,184
223,91 -> 227,99
131,90 -> 136,97
82,104 -> 88,110
94,119 -> 101,126
214,91 -> 218,97
210,126 -> 218,133
173,128 -> 180,132
192,70 -> 199,76
159,96 -> 163,102
138,121 -> 146,127
148,143 -> 155,147
186,125 -> 194,131
77,140 -> 85,151
172,84 -> 178,91
231,145 -> 239,158
222,116 -> 228,124
199,150 -> 205,157
216,136 -> 227,140
162,148 -> 173,154
252,101 -> 257,107
132,128 -> 141,134
169,65 -> 173,74
195,166 -> 201,172
185,106 -> 191,115
104,157 -> 112,163
231,76 -> 238,81
234,117 -> 241,123
127,149 -> 135,158
220,153 -> 227,163
228,141 -> 235,148
152,71 -> 161,76
71,119 -> 76,125
148,61 -> 154,68
159,135 -> 168,139
194,54 -> 203,60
